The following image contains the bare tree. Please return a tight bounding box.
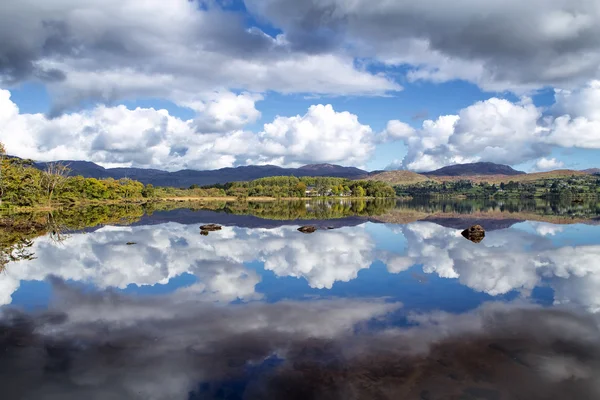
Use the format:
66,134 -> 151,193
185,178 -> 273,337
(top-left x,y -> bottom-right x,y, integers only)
41,162 -> 71,205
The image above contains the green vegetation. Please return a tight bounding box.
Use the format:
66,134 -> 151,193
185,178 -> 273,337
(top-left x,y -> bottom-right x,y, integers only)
0,142 -> 394,210
192,198 -> 396,220
203,176 -> 395,198
0,157 -> 154,208
395,175 -> 600,201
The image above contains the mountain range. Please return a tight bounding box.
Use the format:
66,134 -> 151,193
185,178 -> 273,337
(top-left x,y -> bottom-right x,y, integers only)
32,161 -> 368,187
24,159 -> 595,187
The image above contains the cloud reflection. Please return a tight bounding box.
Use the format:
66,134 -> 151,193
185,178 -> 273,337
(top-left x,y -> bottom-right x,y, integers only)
1,282 -> 599,399
3,219 -> 600,313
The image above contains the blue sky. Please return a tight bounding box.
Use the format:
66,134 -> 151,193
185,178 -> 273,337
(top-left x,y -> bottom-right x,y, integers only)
1,0 -> 600,172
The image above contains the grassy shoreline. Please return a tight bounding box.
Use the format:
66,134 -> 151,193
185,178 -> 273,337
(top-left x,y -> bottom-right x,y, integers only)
0,196 -> 386,214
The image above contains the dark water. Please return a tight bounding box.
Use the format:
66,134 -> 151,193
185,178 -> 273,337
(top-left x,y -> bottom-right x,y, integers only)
2,200 -> 600,399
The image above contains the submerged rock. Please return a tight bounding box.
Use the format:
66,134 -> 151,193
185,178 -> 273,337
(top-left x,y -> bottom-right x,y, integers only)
126,242 -> 137,246
298,225 -> 317,234
200,224 -> 222,232
461,225 -> 485,243
200,230 -> 209,236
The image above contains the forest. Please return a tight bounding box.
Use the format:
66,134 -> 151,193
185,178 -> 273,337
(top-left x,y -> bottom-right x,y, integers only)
200,176 -> 395,198
395,175 -> 600,200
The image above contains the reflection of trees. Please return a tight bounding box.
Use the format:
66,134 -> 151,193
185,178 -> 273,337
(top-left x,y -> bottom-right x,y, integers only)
0,204 -> 148,272
0,218 -> 40,272
399,198 -> 600,220
0,238 -> 35,272
222,199 -> 395,220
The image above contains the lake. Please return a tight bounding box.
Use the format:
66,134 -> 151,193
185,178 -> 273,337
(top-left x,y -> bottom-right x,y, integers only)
2,199 -> 600,399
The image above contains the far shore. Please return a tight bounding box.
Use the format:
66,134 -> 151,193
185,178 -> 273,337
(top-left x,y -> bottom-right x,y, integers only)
0,196 -> 387,213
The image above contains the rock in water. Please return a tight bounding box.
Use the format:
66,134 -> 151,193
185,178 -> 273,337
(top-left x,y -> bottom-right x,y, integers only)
200,224 -> 222,232
462,225 -> 485,243
200,230 -> 209,236
298,226 -> 317,234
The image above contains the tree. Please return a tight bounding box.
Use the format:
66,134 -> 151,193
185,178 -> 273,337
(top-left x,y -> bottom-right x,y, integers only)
142,184 -> 156,198
353,186 -> 366,197
295,182 -> 307,197
41,163 -> 71,204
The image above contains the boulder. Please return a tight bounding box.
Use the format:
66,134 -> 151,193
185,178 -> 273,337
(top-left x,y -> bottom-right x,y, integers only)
200,224 -> 222,232
200,230 -> 209,236
461,225 -> 485,243
298,225 -> 317,234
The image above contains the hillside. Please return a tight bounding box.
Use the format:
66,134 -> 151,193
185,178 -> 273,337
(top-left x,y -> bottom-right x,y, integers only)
31,160 -> 368,187
584,168 -> 600,175
434,170 -> 588,184
423,162 -> 525,176
362,170 -> 431,185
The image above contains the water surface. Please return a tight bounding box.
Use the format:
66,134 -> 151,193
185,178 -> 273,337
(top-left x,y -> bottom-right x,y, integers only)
2,199 -> 600,399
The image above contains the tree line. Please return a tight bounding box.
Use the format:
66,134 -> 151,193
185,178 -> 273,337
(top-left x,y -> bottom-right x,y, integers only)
200,176 -> 396,198
395,176 -> 600,201
0,142 -> 396,209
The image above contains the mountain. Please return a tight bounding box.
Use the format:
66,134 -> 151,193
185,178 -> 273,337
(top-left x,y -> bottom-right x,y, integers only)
31,160 -> 368,187
583,168 -> 600,175
422,162 -> 526,177
298,163 -> 367,176
362,170 -> 430,185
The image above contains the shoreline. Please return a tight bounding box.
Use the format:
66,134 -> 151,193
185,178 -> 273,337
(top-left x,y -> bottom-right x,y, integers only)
0,196 -> 389,214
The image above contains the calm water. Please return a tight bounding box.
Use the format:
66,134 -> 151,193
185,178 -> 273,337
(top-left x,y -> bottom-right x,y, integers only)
2,200 -> 600,399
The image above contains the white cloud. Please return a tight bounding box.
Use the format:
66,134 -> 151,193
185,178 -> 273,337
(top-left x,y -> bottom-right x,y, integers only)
246,0 -> 600,91
544,80 -> 600,149
384,81 -> 600,171
0,89 -> 376,169
385,98 -> 547,171
534,157 -> 565,172
0,0 -> 399,113
252,104 -> 375,167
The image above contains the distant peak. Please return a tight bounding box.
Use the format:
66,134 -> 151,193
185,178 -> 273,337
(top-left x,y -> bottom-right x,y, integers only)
299,163 -> 338,169
423,162 -> 525,177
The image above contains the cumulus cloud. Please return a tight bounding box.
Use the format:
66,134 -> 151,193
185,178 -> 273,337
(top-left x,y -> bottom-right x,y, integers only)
246,0 -> 600,91
534,157 -> 565,172
0,90 -> 375,169
383,80 -> 600,171
0,0 -> 399,112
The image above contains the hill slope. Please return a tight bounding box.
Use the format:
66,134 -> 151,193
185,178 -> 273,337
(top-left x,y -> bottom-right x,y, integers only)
362,170 -> 431,185
583,168 -> 600,175
32,161 -> 368,187
434,170 -> 588,184
423,162 -> 525,176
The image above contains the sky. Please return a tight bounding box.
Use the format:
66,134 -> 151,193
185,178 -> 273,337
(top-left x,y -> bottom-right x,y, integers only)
1,0 -> 600,173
